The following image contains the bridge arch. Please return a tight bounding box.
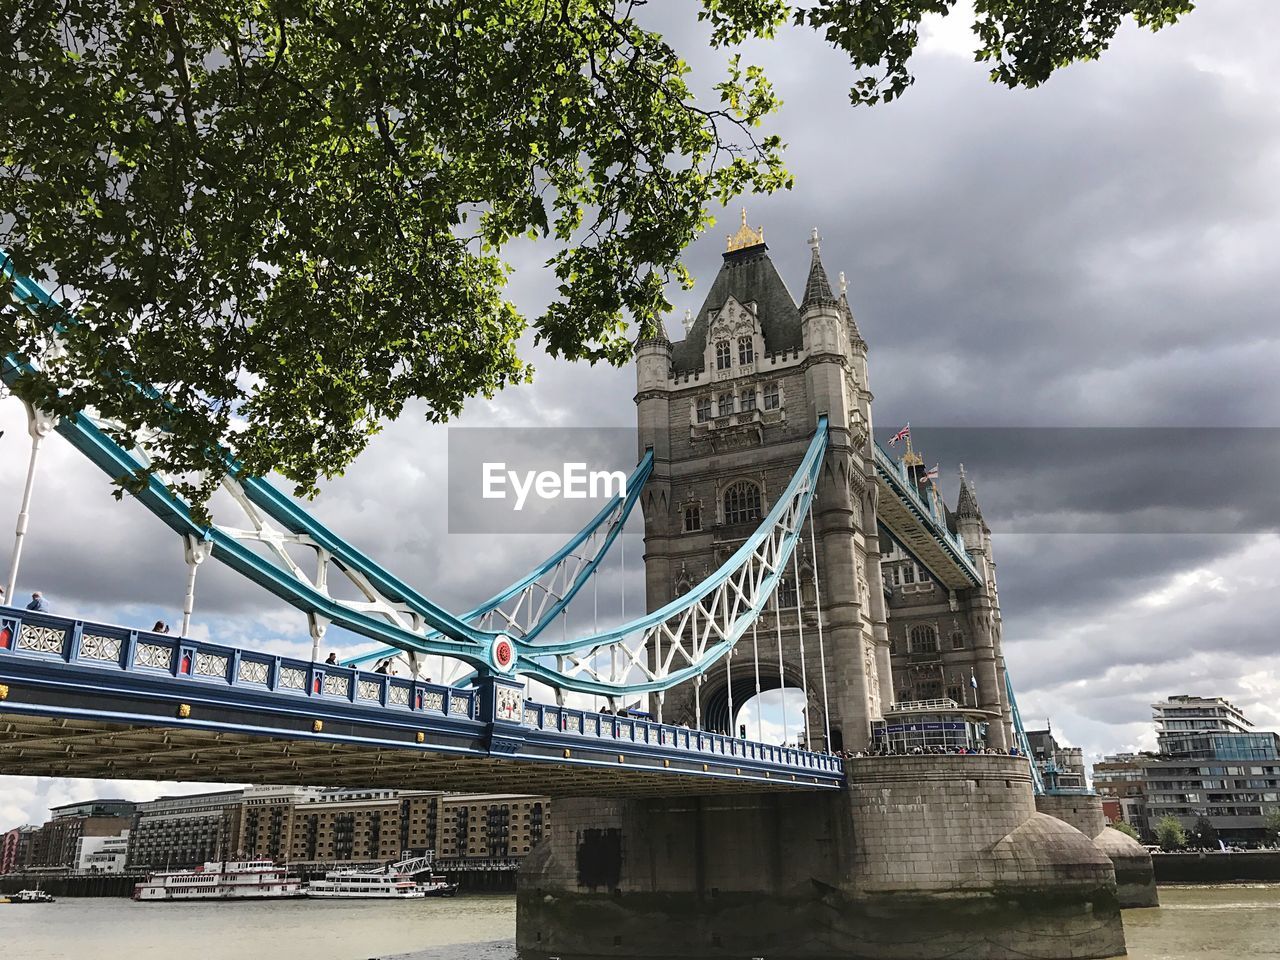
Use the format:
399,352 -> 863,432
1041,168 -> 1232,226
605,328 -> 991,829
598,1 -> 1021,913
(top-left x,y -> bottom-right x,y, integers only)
668,661 -> 833,750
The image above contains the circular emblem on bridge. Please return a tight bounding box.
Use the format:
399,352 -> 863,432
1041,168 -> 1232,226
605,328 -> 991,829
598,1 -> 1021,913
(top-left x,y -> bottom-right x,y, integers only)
491,635 -> 516,673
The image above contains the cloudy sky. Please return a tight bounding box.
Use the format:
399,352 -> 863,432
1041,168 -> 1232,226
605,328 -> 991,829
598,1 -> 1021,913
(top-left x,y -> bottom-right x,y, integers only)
4,0 -> 1280,827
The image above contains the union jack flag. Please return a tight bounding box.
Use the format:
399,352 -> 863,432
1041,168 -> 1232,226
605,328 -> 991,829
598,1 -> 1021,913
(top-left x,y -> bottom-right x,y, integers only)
888,423 -> 910,446
918,463 -> 939,483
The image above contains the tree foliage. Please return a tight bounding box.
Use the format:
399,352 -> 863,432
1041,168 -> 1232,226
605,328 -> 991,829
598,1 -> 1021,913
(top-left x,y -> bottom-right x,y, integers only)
1,0 -> 1195,505
1191,814 -> 1219,849
1156,815 -> 1187,851
1108,820 -> 1140,841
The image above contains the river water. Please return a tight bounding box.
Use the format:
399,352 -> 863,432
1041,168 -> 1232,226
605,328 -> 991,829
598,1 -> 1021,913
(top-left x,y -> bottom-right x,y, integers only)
1,886 -> 1276,960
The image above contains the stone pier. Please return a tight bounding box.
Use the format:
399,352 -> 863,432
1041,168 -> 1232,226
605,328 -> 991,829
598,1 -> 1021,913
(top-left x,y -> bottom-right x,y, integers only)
1035,793 -> 1159,908
518,756 -> 1126,960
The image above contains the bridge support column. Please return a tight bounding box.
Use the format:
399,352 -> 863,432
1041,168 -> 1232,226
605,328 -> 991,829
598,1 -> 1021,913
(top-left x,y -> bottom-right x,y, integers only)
1036,793 -> 1158,908
519,756 -> 1126,960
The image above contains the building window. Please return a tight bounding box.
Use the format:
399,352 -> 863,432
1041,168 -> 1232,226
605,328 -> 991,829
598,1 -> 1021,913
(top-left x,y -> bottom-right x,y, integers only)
740,389 -> 756,412
738,337 -> 754,366
902,565 -> 915,584
776,577 -> 797,609
909,624 -> 938,655
683,505 -> 702,533
723,481 -> 762,525
763,382 -> 780,410
717,392 -> 733,417
696,396 -> 711,423
951,631 -> 965,650
715,340 -> 732,370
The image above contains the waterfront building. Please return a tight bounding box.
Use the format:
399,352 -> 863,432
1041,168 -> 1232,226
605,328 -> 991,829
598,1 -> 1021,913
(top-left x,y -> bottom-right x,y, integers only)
1093,752 -> 1153,832
26,799 -> 135,872
437,794 -> 549,860
286,788 -> 403,867
77,830 -> 130,873
1026,727 -> 1087,789
1090,696 -> 1280,844
127,790 -> 244,871
1143,695 -> 1280,843
0,825 -> 36,874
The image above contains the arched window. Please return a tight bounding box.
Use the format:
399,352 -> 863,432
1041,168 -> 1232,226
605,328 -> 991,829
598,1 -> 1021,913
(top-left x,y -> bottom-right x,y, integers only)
723,481 -> 762,525
909,624 -> 938,654
715,340 -> 732,370
738,336 -> 754,365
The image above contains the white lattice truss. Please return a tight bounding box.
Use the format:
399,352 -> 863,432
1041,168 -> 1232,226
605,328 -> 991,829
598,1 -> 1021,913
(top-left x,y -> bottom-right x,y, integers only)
105,412 -> 647,680
517,424 -> 826,697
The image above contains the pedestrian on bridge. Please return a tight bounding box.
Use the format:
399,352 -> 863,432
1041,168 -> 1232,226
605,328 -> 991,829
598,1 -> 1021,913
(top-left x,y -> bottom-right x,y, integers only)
26,591 -> 48,612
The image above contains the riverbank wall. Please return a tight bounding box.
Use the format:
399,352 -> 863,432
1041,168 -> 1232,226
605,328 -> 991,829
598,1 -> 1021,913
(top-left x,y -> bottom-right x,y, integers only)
1153,851 -> 1280,883
0,873 -> 141,897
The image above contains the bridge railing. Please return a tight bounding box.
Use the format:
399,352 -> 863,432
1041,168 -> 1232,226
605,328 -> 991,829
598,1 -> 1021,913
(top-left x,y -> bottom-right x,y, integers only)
520,700 -> 843,773
0,606 -> 478,721
0,607 -> 843,777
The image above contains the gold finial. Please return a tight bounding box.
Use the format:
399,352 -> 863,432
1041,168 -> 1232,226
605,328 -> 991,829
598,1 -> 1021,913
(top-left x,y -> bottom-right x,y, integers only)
901,432 -> 923,467
726,208 -> 765,252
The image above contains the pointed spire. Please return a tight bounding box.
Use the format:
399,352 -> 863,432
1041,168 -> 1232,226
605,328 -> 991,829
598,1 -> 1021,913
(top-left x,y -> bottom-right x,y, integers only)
801,228 -> 836,309
837,269 -> 865,344
956,463 -> 982,520
681,308 -> 694,334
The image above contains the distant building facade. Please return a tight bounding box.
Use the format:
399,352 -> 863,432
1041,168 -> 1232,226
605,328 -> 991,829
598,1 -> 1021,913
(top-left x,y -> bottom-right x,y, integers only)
1091,695 -> 1280,844
1026,728 -> 1086,790
1093,752 -> 1152,831
27,799 -> 135,872
127,790 -> 245,871
7,788 -> 553,872
78,831 -> 130,873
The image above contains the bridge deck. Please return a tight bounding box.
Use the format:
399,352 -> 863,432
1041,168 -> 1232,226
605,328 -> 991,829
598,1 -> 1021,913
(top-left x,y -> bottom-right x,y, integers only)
0,609 -> 843,797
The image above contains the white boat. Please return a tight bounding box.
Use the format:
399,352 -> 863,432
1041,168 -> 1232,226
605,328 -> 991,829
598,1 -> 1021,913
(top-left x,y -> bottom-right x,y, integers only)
3,889 -> 55,904
133,859 -> 305,901
305,854 -> 459,899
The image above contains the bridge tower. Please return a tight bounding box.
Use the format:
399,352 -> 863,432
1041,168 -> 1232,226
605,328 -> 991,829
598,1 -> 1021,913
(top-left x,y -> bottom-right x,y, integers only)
883,466 -> 1014,748
636,217 -> 887,750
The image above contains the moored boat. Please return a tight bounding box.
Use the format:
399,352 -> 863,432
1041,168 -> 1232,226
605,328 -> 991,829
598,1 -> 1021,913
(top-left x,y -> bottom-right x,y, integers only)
2,889 -> 56,904
305,854 -> 458,899
133,859 -> 304,901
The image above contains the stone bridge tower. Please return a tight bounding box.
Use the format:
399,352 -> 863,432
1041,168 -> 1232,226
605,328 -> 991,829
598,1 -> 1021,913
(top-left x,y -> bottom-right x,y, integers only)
635,216 -> 891,750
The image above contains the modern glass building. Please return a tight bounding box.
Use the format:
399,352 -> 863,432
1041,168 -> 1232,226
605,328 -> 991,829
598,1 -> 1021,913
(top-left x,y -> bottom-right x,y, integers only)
1141,695 -> 1280,843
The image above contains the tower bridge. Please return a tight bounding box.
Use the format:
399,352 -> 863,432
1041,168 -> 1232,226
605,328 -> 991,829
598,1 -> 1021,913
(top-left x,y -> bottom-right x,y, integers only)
0,227 -> 1156,959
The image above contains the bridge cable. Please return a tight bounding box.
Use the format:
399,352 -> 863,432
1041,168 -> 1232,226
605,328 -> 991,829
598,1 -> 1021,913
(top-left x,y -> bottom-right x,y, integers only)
774,586 -> 789,746
751,619 -> 763,742
792,543 -> 811,751
726,643 -> 734,737
807,504 -> 833,753
593,565 -> 599,714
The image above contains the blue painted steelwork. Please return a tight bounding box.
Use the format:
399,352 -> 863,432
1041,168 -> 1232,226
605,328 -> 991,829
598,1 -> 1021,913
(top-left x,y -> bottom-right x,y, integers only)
3,254 -> 831,698
1005,670 -> 1045,796
0,607 -> 844,789
872,443 -> 981,586
340,451 -> 652,671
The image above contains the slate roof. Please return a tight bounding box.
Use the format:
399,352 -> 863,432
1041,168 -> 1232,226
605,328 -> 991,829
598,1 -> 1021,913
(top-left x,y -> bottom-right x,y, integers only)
670,242 -> 802,374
